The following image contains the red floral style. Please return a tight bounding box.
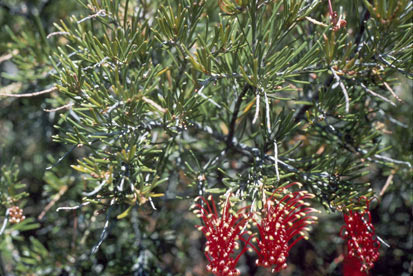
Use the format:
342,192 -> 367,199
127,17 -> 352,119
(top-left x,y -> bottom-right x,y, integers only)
328,0 -> 347,31
252,182 -> 319,273
192,195 -> 252,276
340,200 -> 380,274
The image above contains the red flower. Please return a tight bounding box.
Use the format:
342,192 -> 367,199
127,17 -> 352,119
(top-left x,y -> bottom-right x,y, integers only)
340,200 -> 380,273
252,182 -> 319,273
343,255 -> 369,276
192,195 -> 252,276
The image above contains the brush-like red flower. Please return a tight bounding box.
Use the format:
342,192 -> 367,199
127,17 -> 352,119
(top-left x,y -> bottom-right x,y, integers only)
252,182 -> 319,273
340,200 -> 380,273
192,195 -> 252,276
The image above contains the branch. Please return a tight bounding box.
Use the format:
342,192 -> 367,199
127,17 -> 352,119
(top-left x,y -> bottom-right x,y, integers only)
189,121 -> 320,176
43,102 -> 73,112
379,173 -> 394,197
91,199 -> 115,254
378,54 -> 413,77
46,31 -> 70,39
331,67 -> 350,113
56,202 -> 91,212
354,7 -> 370,52
0,86 -> 58,98
383,82 -> 403,103
252,93 -> 260,124
38,185 -> 69,220
360,82 -> 396,106
366,152 -> 412,168
315,119 -> 412,169
142,96 -> 167,114
195,85 -> 222,108
226,84 -> 251,148
305,16 -> 328,27
77,9 -> 107,24
46,144 -> 77,170
264,90 -> 271,132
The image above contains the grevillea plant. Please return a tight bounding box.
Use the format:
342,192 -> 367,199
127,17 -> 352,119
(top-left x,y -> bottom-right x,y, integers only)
191,195 -> 252,276
251,182 -> 319,273
340,199 -> 380,274
1,0 -> 412,274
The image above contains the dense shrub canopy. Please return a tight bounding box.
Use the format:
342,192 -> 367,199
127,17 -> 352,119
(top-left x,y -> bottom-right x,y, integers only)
0,0 -> 412,275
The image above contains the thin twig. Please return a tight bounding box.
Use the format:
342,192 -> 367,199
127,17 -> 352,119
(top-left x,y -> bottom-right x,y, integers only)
383,82 -> 403,103
38,185 -> 69,220
77,10 -> 107,24
274,140 -> 280,182
378,54 -> 413,77
331,67 -> 350,113
47,31 -> 70,39
379,173 -> 394,197
264,91 -> 271,132
387,116 -> 408,128
372,154 -> 412,168
91,199 -> 115,254
56,202 -> 91,212
0,86 -> 58,98
226,84 -> 251,148
360,83 -> 396,107
196,85 -> 222,108
252,94 -> 260,124
305,16 -> 328,27
142,96 -> 167,113
82,180 -> 106,198
377,236 -> 391,248
43,102 -> 73,112
46,144 -> 77,170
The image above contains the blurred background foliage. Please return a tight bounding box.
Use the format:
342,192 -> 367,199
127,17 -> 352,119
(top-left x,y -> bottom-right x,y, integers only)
0,0 -> 412,275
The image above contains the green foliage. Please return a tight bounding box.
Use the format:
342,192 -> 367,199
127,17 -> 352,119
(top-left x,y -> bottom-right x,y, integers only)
0,161 -> 28,206
0,0 -> 412,274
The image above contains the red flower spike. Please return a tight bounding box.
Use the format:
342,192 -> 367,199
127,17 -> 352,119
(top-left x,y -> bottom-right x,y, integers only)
253,182 -> 319,273
340,200 -> 380,274
192,195 -> 252,276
